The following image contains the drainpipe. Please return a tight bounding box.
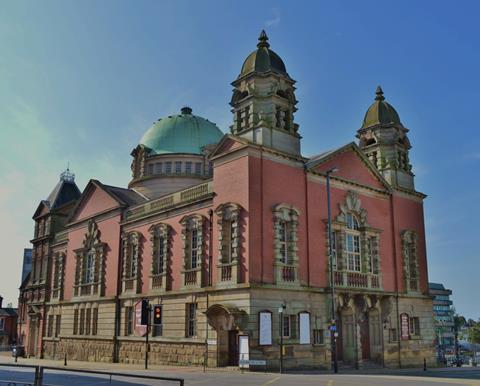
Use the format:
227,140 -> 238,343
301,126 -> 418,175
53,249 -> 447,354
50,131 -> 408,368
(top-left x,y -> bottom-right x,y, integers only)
113,213 -> 124,363
303,165 -> 310,287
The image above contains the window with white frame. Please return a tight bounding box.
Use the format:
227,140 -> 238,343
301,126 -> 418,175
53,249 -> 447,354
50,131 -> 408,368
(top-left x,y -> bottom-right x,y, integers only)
84,250 -> 95,283
150,224 -> 170,282
190,228 -> 198,269
345,213 -> 361,272
401,230 -> 419,291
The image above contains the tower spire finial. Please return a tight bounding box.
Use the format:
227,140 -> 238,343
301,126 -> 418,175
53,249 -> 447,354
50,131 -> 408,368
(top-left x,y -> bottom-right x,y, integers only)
375,85 -> 385,101
60,164 -> 75,182
257,29 -> 270,48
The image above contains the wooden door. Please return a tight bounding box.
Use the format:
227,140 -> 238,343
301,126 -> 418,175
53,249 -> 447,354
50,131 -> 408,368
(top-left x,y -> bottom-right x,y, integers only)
359,315 -> 370,360
228,331 -> 238,366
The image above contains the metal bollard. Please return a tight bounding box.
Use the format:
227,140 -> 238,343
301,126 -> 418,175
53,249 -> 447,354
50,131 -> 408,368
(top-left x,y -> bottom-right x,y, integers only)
64,352 -> 67,366
423,357 -> 427,371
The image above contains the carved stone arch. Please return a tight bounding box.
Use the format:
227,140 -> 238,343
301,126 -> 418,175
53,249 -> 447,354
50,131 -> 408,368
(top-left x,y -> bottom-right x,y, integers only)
82,220 -> 102,249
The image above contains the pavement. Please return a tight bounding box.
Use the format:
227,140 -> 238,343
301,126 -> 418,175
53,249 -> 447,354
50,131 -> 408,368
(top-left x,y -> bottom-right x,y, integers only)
1,353 -> 480,386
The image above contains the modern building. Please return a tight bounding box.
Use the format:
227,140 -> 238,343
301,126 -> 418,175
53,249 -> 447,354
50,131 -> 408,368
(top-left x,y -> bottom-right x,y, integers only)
0,296 -> 18,346
429,282 -> 455,359
17,31 -> 435,369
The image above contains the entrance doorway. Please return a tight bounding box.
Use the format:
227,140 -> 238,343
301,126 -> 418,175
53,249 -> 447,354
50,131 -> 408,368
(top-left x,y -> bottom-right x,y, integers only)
206,304 -> 245,367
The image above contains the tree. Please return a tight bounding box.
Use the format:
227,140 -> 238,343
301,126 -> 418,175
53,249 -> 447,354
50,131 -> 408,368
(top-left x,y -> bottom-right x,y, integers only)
469,323 -> 480,366
454,314 -> 466,360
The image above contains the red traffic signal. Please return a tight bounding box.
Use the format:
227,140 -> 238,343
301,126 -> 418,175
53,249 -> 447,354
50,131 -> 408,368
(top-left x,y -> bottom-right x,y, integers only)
153,305 -> 162,325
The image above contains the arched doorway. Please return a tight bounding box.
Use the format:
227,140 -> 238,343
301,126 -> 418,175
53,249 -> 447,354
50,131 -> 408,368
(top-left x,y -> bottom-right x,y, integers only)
206,304 -> 246,367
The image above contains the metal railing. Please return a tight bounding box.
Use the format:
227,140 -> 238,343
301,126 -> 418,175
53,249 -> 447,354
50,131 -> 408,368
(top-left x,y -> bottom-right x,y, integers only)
0,364 -> 184,386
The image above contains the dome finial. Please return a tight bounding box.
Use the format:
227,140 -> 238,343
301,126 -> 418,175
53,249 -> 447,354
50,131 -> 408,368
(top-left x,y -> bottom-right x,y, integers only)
181,106 -> 192,115
257,29 -> 270,48
60,163 -> 75,182
375,86 -> 385,101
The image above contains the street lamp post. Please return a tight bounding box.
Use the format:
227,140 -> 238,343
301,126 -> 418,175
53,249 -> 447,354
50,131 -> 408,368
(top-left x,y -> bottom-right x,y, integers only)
278,304 -> 286,373
326,167 -> 339,374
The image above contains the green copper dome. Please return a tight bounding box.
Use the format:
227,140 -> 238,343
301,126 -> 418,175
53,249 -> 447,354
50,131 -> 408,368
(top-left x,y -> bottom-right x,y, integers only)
239,30 -> 288,78
361,86 -> 402,129
139,107 -> 224,155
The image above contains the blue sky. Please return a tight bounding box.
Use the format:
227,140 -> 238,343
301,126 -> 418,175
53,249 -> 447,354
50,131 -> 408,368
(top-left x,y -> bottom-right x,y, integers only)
0,0 -> 478,318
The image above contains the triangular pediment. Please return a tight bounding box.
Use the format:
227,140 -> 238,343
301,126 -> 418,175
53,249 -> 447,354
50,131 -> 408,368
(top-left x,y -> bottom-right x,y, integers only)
209,134 -> 250,160
33,201 -> 50,219
68,180 -> 124,223
307,142 -> 391,191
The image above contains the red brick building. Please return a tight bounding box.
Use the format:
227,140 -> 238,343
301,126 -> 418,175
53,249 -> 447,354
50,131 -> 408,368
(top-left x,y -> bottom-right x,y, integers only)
18,31 -> 435,369
0,296 -> 18,347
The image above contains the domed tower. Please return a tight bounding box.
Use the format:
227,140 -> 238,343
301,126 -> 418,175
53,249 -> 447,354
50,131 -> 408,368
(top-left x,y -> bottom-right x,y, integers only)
230,30 -> 300,156
129,107 -> 224,198
357,86 -> 414,190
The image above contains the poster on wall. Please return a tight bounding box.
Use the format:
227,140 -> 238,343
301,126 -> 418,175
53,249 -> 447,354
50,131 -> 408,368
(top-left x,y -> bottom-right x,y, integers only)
134,300 -> 147,337
400,313 -> 410,340
259,311 -> 272,345
299,312 -> 311,344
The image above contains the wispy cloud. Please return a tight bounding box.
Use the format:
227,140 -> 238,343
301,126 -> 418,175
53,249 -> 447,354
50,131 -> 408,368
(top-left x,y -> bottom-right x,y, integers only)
265,8 -> 281,28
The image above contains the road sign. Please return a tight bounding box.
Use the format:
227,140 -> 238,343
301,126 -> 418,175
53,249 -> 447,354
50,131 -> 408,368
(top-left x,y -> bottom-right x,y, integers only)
239,359 -> 266,366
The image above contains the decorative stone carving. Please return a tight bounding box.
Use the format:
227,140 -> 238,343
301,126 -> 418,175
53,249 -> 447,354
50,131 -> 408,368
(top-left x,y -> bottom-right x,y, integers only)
336,190 -> 367,227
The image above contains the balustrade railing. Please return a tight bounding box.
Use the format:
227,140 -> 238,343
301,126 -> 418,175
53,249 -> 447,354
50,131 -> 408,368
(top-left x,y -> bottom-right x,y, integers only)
221,265 -> 232,282
184,270 -> 197,286
282,265 -> 296,282
151,274 -> 163,289
333,271 -> 381,289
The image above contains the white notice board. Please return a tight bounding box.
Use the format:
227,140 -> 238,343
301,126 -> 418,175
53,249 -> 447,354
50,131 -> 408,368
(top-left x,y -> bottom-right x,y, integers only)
259,312 -> 272,345
238,335 -> 249,369
299,312 -> 310,344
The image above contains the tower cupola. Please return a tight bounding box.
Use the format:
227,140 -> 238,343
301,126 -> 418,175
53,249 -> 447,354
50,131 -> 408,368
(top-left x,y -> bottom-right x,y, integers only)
357,87 -> 414,190
230,30 -> 301,156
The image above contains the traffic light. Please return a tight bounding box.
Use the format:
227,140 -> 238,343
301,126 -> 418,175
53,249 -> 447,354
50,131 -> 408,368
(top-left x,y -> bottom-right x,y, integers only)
153,305 -> 162,325
140,299 -> 149,326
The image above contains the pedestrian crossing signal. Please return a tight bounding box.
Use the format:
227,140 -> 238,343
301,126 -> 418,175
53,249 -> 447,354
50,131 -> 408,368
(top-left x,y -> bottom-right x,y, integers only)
153,305 -> 162,325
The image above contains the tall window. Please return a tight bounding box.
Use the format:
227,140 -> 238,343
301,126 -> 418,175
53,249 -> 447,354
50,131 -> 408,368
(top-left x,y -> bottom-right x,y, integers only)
156,235 -> 165,274
194,162 -> 202,175
190,228 -> 198,269
73,309 -> 78,335
185,161 -> 192,174
126,243 -> 136,278
79,309 -> 85,335
216,203 -> 242,266
186,303 -> 197,337
122,232 -> 141,293
55,315 -> 61,337
279,220 -> 291,264
47,315 -> 54,337
125,306 -> 134,336
84,251 -> 95,283
85,308 -> 91,335
345,213 -> 361,272
402,230 -> 419,291
409,316 -> 421,337
165,162 -> 172,174
155,162 -> 162,174
92,308 -> 98,336
175,161 -> 182,174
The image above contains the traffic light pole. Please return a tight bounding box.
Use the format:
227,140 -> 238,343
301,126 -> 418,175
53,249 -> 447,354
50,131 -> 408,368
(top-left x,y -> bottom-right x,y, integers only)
145,303 -> 151,370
